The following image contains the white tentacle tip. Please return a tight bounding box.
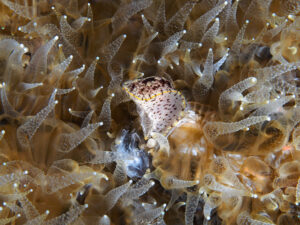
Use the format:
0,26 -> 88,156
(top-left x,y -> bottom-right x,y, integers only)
252,193 -> 258,198
251,77 -> 257,83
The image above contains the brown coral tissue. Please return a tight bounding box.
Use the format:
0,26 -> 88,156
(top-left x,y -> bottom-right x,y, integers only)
0,0 -> 300,224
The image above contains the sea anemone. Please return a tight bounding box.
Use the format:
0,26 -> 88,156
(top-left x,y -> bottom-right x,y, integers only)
0,0 -> 299,224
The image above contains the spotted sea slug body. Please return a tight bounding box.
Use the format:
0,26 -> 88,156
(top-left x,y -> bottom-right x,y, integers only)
123,76 -> 186,137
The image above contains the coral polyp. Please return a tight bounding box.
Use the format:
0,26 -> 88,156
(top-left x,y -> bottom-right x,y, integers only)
0,0 -> 299,224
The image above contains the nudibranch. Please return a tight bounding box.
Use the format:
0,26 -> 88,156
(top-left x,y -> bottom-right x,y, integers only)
123,76 -> 186,138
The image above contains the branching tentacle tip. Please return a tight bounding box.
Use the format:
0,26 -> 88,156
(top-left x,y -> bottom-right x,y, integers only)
17,213 -> 21,218
54,36 -> 59,40
84,203 -> 89,208
45,210 -> 50,215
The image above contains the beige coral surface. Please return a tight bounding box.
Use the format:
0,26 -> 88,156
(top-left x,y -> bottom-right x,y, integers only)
0,0 -> 299,224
